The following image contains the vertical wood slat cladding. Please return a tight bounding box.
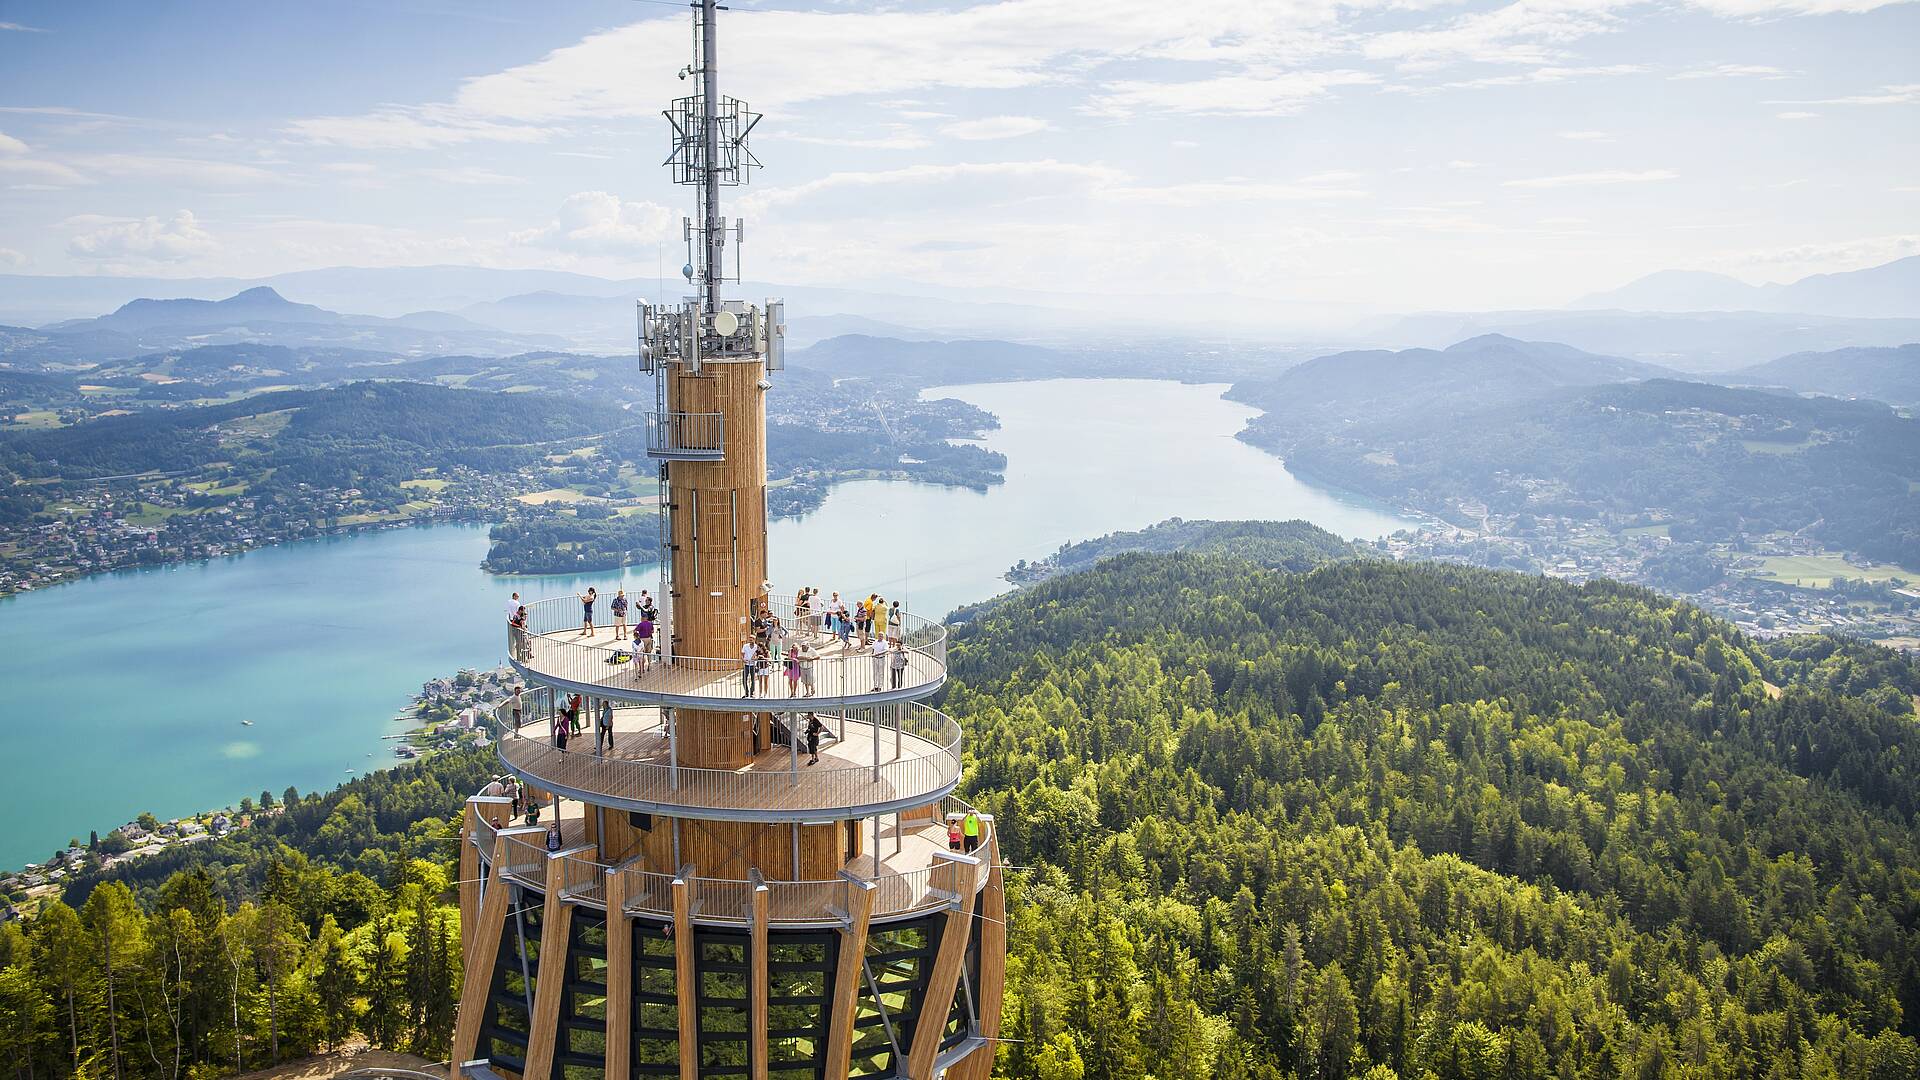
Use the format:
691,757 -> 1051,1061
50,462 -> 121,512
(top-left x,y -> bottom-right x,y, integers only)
522,852 -> 578,1080
460,805 -> 478,956
668,359 -> 767,774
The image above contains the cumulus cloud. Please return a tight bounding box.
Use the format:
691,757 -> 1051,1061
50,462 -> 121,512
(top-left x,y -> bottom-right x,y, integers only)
1503,169 -> 1678,188
66,210 -> 217,262
941,115 -> 1050,140
0,130 -> 27,154
511,191 -> 675,252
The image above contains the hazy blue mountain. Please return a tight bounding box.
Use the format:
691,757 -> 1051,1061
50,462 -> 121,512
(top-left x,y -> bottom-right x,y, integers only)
1230,333 -> 1669,447
8,288 -> 566,362
1382,309 -> 1920,372
1573,255 -> 1920,319
1732,343 -> 1920,406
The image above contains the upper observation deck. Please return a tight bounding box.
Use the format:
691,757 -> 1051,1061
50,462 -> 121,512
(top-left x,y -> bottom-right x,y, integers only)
506,596 -> 947,707
489,698 -> 962,820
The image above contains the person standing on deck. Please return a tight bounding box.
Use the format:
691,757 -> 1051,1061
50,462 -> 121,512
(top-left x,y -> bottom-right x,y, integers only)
510,685 -> 524,728
756,641 -> 774,697
577,587 -> 597,636
741,639 -> 757,697
634,616 -> 654,676
551,706 -> 568,751
510,605 -> 533,661
798,643 -> 817,697
638,590 -> 658,623
806,713 -> 825,766
784,644 -> 802,697
567,693 -> 584,737
869,635 -> 888,693
963,809 -> 982,853
611,589 -> 629,640
856,596 -> 872,647
889,639 -> 909,690
889,600 -> 902,641
595,698 -> 614,755
505,591 -> 522,623
873,595 -> 889,641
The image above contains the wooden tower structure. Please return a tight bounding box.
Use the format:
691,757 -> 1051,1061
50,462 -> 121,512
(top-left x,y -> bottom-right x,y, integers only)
453,3 -> 1005,1078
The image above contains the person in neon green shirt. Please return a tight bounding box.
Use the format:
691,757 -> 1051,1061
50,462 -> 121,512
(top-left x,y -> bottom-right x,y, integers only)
962,809 -> 982,853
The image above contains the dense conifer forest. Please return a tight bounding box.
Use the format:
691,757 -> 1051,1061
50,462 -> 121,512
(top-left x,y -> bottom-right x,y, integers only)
948,553 -> 1920,1079
5,547 -> 1919,1079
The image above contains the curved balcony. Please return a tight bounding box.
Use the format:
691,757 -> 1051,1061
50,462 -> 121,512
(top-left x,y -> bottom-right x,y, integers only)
506,595 -> 947,707
488,696 -> 962,820
471,795 -> 992,929
645,410 -> 724,460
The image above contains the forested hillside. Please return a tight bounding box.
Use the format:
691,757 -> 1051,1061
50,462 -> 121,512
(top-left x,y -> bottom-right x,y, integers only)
1268,377 -> 1920,566
6,554 -> 1919,1080
948,554 -> 1920,1079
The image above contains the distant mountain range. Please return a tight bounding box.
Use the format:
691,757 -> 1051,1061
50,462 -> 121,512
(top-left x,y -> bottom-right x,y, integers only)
1230,333 -> 1670,448
1381,309 -> 1920,372
3,287 -> 568,363
1731,344 -> 1920,407
1573,255 -> 1920,319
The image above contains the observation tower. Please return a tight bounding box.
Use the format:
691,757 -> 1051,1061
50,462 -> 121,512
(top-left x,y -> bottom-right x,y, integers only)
451,3 -> 1006,1079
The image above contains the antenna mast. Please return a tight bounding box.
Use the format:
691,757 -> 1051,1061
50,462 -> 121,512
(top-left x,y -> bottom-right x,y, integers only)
666,0 -> 760,315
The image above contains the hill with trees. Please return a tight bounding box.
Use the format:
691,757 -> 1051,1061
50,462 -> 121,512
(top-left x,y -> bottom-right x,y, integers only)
1732,344 -> 1920,407
950,553 -> 1920,1079
1005,517 -> 1361,586
4,553 -> 1920,1078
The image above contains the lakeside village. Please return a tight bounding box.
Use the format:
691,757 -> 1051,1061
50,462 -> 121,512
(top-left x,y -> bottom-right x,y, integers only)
0,664 -> 513,918
0,465 -> 534,596
1378,509 -> 1920,649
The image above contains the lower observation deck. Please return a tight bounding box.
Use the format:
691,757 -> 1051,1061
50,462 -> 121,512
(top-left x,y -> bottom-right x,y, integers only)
469,795 -> 992,929
490,699 -> 961,820
507,595 -> 948,707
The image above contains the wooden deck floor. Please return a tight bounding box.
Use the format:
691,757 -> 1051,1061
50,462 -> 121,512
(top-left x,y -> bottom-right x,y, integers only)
515,624 -> 945,702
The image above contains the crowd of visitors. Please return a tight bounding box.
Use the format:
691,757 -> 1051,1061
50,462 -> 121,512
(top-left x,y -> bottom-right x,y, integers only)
505,583 -> 925,698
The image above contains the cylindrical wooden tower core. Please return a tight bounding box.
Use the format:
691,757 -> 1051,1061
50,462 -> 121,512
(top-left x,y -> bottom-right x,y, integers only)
667,357 -> 768,772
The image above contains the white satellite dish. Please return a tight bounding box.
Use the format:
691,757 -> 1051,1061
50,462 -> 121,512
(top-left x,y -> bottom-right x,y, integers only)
712,309 -> 739,336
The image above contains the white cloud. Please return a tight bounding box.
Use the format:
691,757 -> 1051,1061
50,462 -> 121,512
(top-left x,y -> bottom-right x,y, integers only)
1441,64 -> 1647,90
1096,180 -> 1369,206
0,21 -> 48,32
1365,3 -> 1628,70
1556,129 -> 1612,140
941,115 -> 1050,140
1503,169 -> 1678,188
511,191 -> 675,252
0,247 -> 25,267
1769,83 -> 1920,106
0,131 -> 28,154
0,156 -> 89,185
75,154 -> 278,185
1670,63 -> 1791,79
1087,69 -> 1377,117
419,166 -> 527,186
66,210 -> 217,262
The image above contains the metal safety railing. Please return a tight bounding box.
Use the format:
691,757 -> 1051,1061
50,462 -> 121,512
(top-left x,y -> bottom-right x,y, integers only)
488,696 -> 963,817
645,410 -> 725,459
506,594 -> 948,705
469,801 -> 994,929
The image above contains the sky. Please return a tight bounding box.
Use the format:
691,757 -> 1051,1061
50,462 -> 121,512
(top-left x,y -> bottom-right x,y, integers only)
0,0 -> 1916,312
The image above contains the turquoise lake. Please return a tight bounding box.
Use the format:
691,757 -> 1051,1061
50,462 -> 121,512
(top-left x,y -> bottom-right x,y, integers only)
0,378 -> 1410,868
